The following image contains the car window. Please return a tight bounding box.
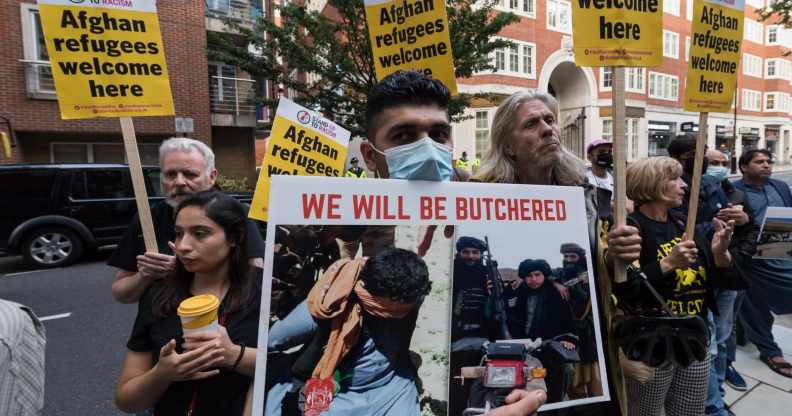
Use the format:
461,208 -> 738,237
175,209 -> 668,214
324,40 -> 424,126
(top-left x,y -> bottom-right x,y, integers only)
74,170 -> 133,199
146,169 -> 163,197
0,170 -> 55,198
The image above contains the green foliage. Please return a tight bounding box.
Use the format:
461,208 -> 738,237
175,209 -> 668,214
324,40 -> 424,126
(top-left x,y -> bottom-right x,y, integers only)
759,1 -> 792,26
208,0 -> 519,138
216,174 -> 251,192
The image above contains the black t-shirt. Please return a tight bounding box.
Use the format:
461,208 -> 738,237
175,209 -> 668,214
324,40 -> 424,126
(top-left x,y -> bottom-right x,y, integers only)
126,278 -> 261,416
629,211 -> 708,317
108,201 -> 266,272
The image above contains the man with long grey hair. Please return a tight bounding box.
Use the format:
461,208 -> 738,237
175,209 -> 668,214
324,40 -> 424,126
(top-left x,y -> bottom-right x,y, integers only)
108,137 -> 265,303
474,91 -> 642,415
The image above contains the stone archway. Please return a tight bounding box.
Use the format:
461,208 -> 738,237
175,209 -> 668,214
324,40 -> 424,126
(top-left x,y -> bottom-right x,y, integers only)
539,50 -> 597,158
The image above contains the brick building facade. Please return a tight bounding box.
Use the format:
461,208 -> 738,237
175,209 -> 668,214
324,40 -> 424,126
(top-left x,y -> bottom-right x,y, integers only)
453,0 -> 792,165
0,0 -> 259,184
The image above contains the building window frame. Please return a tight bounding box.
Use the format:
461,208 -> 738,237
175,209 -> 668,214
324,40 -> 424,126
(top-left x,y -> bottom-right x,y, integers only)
626,68 -> 645,93
663,30 -> 680,59
743,53 -> 763,78
648,72 -> 679,101
664,0 -> 680,16
494,0 -> 536,18
744,18 -> 764,45
20,3 -> 56,99
742,88 -> 762,111
767,25 -> 780,45
483,37 -> 536,79
600,67 -> 613,91
49,142 -> 160,164
546,0 -> 572,34
474,109 -> 493,159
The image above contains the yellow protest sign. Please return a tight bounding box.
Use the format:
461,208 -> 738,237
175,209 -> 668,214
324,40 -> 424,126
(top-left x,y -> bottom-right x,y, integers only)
364,0 -> 457,94
249,99 -> 351,221
572,0 -> 663,67
683,0 -> 744,112
37,0 -> 174,119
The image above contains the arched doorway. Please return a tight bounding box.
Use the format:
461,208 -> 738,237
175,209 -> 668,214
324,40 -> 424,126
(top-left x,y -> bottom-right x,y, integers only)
539,51 -> 597,159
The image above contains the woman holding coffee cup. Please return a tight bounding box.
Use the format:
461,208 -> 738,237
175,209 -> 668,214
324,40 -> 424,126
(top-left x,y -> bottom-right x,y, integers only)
115,190 -> 260,415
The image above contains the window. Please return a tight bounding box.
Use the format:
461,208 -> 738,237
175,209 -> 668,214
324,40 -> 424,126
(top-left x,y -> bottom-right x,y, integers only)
768,25 -> 779,44
626,68 -> 645,93
686,0 -> 693,20
600,67 -> 613,90
0,171 -> 54,198
744,18 -> 764,44
746,0 -> 764,8
206,0 -> 230,14
209,63 -> 237,112
602,120 -> 613,141
685,36 -> 691,61
602,119 -> 640,160
743,53 -> 762,77
765,58 -> 792,80
766,92 -> 776,111
496,0 -> 535,17
648,72 -> 679,101
663,31 -> 679,59
71,171 -> 133,200
664,0 -> 680,16
488,38 -> 536,78
475,110 -> 491,158
547,0 -> 571,33
20,4 -> 55,97
742,89 -> 762,111
765,92 -> 791,112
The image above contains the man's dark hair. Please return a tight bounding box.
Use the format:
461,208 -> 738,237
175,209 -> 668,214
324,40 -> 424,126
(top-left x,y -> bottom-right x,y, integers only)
738,149 -> 773,173
456,236 -> 487,253
365,70 -> 450,141
359,247 -> 431,304
518,259 -> 552,279
560,243 -> 585,257
667,135 -> 697,159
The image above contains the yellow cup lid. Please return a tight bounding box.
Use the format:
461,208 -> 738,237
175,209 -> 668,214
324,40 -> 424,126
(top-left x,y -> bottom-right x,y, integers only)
177,294 -> 220,317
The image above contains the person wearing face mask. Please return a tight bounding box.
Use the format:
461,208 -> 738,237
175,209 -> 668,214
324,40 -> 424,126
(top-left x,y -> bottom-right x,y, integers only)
585,139 -> 614,194
338,70 -> 464,259
668,140 -> 752,416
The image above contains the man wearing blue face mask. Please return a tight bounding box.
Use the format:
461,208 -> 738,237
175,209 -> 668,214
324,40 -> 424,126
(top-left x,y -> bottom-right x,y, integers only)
703,149 -> 756,416
358,70 -> 465,182
337,71 -> 465,259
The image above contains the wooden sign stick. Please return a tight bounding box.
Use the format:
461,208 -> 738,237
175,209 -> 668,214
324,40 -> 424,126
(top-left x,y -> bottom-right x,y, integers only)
684,112 -> 709,240
612,67 -> 628,283
120,117 -> 159,254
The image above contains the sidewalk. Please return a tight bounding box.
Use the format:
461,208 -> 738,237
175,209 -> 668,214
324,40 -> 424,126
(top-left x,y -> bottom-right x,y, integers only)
725,319 -> 792,415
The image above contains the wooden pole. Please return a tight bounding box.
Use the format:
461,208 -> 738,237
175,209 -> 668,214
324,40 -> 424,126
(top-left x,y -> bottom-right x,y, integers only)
120,117 -> 159,254
685,112 -> 709,240
612,67 -> 627,283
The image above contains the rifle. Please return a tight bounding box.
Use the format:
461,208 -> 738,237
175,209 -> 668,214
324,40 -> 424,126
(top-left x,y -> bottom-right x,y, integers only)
483,236 -> 512,340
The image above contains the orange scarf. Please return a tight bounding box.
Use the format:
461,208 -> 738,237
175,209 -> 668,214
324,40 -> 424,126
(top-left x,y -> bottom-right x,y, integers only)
306,258 -> 415,380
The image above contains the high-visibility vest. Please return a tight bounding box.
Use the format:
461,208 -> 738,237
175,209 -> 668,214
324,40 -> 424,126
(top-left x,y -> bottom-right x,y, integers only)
456,158 -> 469,169
345,167 -> 367,178
472,158 -> 481,168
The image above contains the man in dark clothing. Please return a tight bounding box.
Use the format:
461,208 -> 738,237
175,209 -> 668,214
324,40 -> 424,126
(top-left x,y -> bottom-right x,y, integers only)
503,259 -> 575,403
733,149 -> 792,379
449,236 -> 499,415
108,137 -> 265,303
555,243 -> 601,399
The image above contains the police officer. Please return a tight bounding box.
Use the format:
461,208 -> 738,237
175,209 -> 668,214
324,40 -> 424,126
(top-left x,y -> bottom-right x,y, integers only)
456,151 -> 470,171
345,157 -> 367,178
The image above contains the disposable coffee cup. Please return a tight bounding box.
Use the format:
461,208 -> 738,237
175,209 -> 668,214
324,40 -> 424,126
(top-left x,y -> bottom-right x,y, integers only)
177,294 -> 220,334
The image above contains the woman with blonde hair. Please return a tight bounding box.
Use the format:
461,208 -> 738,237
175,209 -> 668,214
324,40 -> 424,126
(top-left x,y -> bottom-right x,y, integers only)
624,157 -> 740,416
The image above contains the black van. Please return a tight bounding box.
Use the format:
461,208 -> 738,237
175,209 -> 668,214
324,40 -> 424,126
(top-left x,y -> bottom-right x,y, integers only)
0,164 -> 252,268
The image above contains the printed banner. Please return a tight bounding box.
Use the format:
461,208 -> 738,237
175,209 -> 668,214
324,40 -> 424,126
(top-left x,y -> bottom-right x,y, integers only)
252,176 -> 610,414
248,99 -> 350,221
683,0 -> 745,112
363,0 -> 457,94
36,0 -> 174,119
572,0 -> 663,67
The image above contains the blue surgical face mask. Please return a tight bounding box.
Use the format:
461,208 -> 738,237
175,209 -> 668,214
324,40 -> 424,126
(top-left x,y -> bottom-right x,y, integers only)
372,137 -> 453,181
706,165 -> 729,182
